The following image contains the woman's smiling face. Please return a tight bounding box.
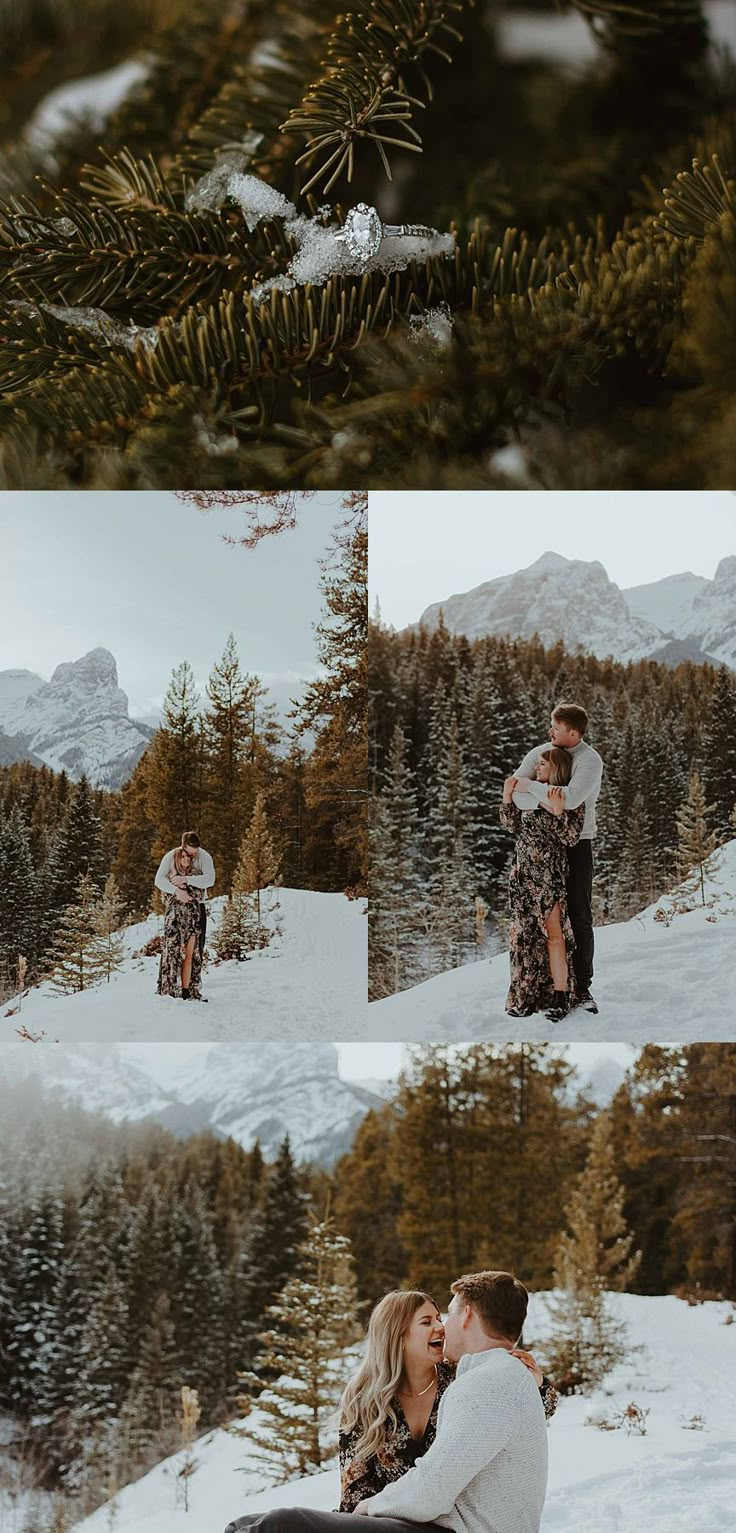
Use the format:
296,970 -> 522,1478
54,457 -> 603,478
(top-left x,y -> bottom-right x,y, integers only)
536,756 -> 551,782
403,1300 -> 445,1371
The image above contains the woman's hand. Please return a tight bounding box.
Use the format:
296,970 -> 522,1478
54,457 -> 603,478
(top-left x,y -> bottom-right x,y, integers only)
503,775 -> 518,804
546,787 -> 565,816
173,887 -> 192,903
510,1348 -> 543,1387
170,874 -> 188,887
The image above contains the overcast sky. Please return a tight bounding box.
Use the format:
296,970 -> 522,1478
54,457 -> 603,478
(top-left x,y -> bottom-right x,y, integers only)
1,491 -> 346,718
120,1040 -> 634,1086
369,490 -> 736,630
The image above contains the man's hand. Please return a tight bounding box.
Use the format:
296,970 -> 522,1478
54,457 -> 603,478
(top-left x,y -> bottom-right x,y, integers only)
510,1347 -> 543,1388
173,887 -> 192,903
503,775 -> 518,804
514,777 -> 535,793
170,874 -> 188,888
546,786 -> 565,816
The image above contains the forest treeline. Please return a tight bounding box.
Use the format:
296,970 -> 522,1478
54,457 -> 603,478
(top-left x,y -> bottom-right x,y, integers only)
0,1043 -> 733,1505
369,618 -> 736,996
0,504 -> 366,995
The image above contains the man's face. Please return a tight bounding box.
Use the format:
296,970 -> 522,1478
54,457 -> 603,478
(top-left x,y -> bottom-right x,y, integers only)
549,714 -> 579,749
442,1293 -> 466,1363
183,842 -> 198,859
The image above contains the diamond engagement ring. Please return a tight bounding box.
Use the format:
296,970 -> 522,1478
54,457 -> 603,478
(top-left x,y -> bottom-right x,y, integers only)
334,202 -> 441,268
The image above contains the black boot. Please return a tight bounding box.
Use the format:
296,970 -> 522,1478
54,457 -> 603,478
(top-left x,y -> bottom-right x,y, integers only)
181,987 -> 190,1000
575,989 -> 599,1014
545,990 -> 569,1022
506,1004 -> 536,1018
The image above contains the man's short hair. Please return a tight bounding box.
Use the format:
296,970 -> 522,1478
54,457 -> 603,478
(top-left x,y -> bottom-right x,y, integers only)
552,702 -> 589,737
181,830 -> 201,848
450,1270 -> 528,1343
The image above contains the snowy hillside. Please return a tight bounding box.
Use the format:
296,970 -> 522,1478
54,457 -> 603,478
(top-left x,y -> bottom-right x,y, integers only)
0,647 -> 151,786
414,550 -> 736,668
66,1294 -> 736,1533
1,888 -> 367,1043
0,1039 -> 379,1164
369,842 -> 736,1040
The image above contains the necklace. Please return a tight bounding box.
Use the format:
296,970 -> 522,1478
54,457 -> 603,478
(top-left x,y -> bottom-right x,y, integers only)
398,1365 -> 437,1399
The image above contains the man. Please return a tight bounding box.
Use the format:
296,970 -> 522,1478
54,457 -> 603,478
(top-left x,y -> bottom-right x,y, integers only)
224,1270 -> 548,1533
511,701 -> 603,1014
154,831 -> 216,958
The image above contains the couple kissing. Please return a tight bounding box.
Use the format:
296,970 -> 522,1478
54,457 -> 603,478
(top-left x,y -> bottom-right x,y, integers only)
226,1271 -> 557,1533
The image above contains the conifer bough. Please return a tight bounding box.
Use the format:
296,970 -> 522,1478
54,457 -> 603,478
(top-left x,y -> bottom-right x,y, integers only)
0,0 -> 733,487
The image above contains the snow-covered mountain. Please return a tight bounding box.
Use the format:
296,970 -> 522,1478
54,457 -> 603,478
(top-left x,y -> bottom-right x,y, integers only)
0,1037 -> 379,1166
61,1293 -> 736,1533
416,551 -> 736,667
369,840 -> 736,1040
1,887 -> 368,1044
0,647 -> 153,787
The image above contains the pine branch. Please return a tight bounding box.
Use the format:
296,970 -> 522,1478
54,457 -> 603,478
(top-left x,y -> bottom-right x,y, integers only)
283,0 -> 471,195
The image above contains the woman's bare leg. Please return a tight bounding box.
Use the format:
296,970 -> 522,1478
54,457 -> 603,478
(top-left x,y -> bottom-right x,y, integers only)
182,934 -> 196,991
545,903 -> 568,991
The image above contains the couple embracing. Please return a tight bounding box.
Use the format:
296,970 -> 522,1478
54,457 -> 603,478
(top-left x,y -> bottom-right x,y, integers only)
500,701 -> 603,1022
226,1271 -> 556,1533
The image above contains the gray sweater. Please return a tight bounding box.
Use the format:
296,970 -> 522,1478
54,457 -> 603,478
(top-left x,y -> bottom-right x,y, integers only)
363,1348 -> 548,1533
513,739 -> 603,839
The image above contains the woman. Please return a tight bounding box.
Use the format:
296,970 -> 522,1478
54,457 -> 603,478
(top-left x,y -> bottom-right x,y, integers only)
500,747 -> 585,1022
156,842 -> 206,1000
338,1291 -> 557,1513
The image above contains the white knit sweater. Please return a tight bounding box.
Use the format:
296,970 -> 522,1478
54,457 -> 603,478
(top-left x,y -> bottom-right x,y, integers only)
513,739 -> 603,839
154,847 -> 216,896
363,1348 -> 548,1533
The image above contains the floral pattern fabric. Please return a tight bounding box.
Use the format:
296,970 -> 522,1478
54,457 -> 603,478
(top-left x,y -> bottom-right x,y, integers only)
157,886 -> 205,999
499,800 -> 585,1015
338,1361 -> 559,1512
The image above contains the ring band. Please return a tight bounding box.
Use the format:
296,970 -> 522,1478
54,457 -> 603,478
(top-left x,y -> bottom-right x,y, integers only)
334,202 -> 440,267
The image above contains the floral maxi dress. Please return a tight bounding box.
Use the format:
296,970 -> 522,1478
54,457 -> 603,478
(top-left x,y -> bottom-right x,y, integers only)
499,799 -> 585,1015
157,885 -> 205,999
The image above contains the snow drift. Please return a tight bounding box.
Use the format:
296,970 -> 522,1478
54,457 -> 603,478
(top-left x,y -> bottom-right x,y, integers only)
64,1293 -> 736,1533
369,842 -> 736,1040
2,889 -> 367,1042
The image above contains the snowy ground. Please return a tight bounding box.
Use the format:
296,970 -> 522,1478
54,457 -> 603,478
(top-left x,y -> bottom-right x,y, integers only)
370,843 -> 736,1041
1,891 -> 367,1042
65,1294 -> 735,1533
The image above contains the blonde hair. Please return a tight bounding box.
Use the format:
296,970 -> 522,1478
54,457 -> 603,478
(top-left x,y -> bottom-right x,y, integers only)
539,747 -> 573,786
339,1290 -> 438,1462
171,845 -> 202,877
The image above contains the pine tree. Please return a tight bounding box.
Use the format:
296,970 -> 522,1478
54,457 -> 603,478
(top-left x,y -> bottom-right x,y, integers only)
544,1112 -> 640,1392
700,666 -> 736,837
0,804 -> 38,986
49,873 -> 110,993
237,1137 -> 310,1381
294,497 -> 367,892
235,1220 -> 359,1481
427,714 -> 476,973
214,792 -> 281,958
146,662 -> 202,850
368,723 -> 427,999
333,1107 -> 406,1302
119,1293 -> 180,1465
204,634 -> 253,890
675,771 -> 720,906
92,874 -> 127,981
112,752 -> 160,918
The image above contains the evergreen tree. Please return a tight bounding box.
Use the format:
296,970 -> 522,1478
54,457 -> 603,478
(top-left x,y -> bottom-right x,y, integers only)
169,1183 -> 227,1419
235,1220 -> 359,1480
294,497 -> 367,891
204,634 -> 253,891
5,1186 -> 66,1419
675,771 -> 720,905
146,662 -> 202,851
214,792 -> 282,958
368,723 -> 427,999
334,1107 -> 406,1302
237,1138 -> 310,1380
0,804 -> 38,986
427,714 -> 476,973
92,874 -> 127,981
112,752 -> 160,918
49,873 -> 110,993
544,1112 -> 640,1392
700,666 -> 736,837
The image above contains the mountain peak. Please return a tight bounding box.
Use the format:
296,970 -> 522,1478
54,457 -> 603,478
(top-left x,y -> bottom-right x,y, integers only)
49,646 -> 119,689
714,555 -> 736,582
526,550 -> 571,575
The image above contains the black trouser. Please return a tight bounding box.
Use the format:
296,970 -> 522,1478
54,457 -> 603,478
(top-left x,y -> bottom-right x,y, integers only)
199,901 -> 207,956
566,839 -> 594,991
226,1511 -> 445,1533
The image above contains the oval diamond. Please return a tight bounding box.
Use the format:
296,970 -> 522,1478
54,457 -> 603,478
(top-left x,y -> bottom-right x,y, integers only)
344,203 -> 382,260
